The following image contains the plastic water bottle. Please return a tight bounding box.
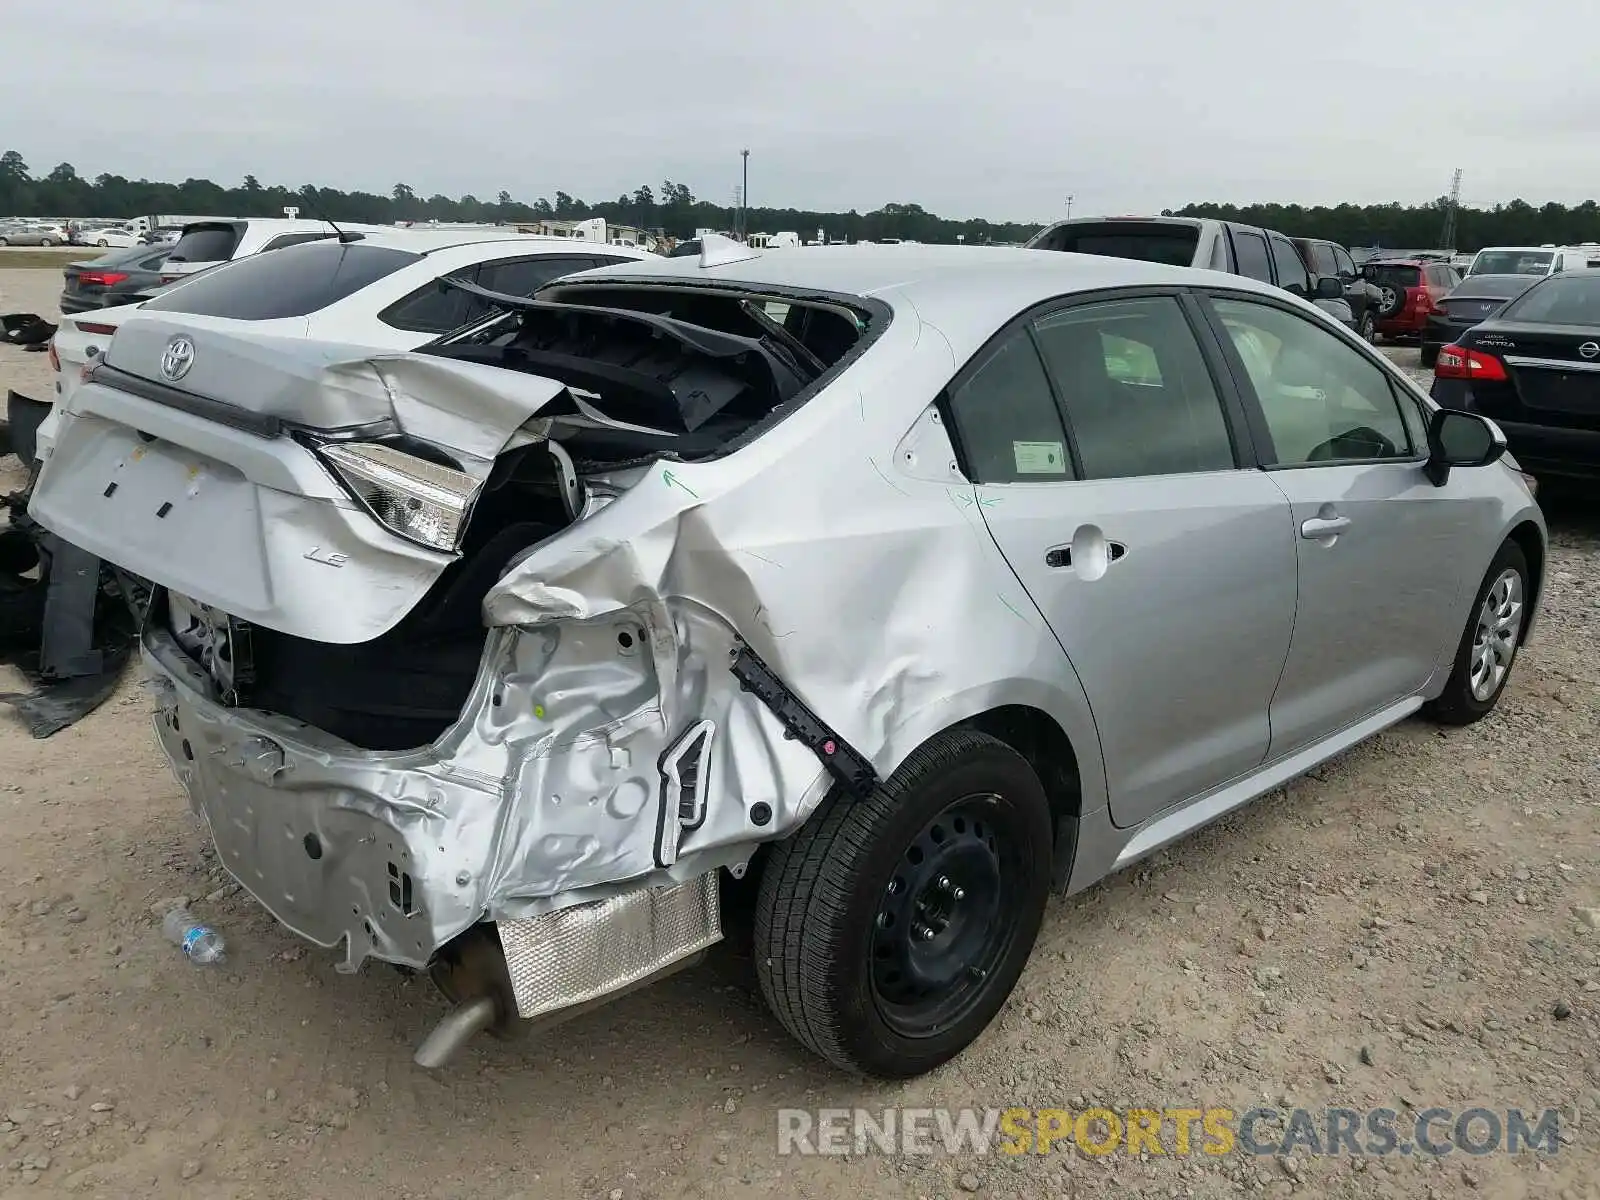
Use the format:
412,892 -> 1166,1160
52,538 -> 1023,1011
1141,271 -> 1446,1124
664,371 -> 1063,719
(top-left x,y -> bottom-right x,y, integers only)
162,907 -> 226,965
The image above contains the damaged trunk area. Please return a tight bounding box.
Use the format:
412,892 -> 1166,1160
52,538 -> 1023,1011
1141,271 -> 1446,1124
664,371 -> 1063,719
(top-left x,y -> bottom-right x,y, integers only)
166,282 -> 878,751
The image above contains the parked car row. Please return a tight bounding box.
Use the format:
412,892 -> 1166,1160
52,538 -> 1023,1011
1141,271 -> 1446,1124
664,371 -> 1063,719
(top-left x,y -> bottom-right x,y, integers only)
16,230 -> 1547,1080
0,219 -> 68,246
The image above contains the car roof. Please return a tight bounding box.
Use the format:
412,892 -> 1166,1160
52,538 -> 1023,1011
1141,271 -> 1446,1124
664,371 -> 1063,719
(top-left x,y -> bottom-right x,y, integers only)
359,229 -> 652,256
565,244 -> 1294,352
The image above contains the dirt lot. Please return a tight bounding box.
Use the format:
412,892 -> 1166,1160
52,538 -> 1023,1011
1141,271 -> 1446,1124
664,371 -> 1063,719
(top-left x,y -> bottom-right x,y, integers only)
1,266 -> 1597,1200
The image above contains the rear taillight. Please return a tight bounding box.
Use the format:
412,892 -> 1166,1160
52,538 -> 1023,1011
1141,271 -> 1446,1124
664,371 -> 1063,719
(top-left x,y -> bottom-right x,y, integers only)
72,321 -> 118,336
47,337 -> 59,373
76,271 -> 128,288
1435,343 -> 1508,381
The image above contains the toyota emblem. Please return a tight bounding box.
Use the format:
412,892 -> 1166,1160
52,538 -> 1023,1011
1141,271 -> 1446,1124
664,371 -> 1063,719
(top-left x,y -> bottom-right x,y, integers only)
160,335 -> 195,382
1580,341 -> 1600,360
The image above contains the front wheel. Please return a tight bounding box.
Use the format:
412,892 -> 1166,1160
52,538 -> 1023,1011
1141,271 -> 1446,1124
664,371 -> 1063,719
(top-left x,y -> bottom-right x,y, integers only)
96,239 -> 108,247
753,728 -> 1053,1077
1424,539 -> 1529,726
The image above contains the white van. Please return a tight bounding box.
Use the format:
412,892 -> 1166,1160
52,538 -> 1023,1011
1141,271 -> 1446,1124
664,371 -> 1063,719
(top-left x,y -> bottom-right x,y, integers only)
1465,244 -> 1600,277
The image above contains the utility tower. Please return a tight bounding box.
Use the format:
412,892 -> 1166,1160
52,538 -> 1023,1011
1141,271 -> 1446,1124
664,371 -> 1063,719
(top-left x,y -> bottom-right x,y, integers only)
1439,168 -> 1463,250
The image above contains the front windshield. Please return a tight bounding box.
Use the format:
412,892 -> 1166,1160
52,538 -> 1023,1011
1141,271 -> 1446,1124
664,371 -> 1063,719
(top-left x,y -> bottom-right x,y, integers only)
1469,250 -> 1554,276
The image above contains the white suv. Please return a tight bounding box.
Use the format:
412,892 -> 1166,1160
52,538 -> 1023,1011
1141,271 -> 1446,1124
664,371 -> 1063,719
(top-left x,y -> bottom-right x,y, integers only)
158,218 -> 396,280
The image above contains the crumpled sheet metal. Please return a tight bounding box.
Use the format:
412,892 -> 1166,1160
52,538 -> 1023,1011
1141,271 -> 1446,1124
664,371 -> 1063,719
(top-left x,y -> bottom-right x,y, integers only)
482,307 -> 1107,796
136,296 -> 1110,974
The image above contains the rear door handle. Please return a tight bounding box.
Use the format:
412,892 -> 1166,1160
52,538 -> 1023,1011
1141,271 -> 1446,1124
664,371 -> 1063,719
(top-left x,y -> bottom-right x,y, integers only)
1300,515 -> 1351,539
1045,541 -> 1127,569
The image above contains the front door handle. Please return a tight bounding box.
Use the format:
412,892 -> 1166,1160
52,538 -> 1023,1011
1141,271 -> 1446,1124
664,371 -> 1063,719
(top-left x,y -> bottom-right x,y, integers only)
1300,515 -> 1351,539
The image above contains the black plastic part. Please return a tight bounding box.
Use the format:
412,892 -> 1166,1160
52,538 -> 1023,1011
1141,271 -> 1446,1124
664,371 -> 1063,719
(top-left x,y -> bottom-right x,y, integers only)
5,390 -> 49,464
84,362 -> 283,439
728,642 -> 879,797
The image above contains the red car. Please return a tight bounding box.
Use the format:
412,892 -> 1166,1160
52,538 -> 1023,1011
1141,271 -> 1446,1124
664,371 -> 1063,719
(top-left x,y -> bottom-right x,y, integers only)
1362,258 -> 1459,346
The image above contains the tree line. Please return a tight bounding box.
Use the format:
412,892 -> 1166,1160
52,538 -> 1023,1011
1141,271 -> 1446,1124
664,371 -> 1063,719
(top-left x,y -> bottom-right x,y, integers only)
5,150 -> 1600,250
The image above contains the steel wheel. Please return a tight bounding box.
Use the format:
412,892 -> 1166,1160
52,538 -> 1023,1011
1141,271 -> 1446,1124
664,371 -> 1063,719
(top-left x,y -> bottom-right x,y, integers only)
1470,567 -> 1523,701
869,792 -> 1020,1038
754,728 -> 1054,1077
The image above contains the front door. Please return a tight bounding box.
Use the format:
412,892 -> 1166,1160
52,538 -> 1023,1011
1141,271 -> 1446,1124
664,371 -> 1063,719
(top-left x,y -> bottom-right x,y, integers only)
943,293 -> 1298,829
1200,292 -> 1478,756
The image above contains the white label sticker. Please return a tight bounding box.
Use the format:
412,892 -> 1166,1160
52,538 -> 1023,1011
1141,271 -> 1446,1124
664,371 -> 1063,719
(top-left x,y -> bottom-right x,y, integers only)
1013,440 -> 1066,474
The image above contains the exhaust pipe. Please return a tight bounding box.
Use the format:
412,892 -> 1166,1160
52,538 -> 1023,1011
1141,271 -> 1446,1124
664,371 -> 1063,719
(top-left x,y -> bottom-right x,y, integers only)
413,995 -> 497,1069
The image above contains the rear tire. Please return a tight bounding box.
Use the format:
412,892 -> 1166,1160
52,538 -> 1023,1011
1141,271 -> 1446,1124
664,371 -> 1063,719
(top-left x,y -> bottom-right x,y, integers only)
754,728 -> 1053,1078
1358,311 -> 1377,342
1424,539 -> 1529,726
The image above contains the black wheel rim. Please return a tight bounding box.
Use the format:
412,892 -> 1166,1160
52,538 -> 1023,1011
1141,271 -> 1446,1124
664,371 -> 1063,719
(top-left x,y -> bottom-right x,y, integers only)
868,792 -> 1022,1038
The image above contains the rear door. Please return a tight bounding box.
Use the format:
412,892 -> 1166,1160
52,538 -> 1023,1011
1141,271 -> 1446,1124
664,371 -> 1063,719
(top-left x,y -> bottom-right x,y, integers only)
1267,233 -> 1312,299
944,290 -> 1297,828
1228,227 -> 1275,285
1198,291 -> 1477,756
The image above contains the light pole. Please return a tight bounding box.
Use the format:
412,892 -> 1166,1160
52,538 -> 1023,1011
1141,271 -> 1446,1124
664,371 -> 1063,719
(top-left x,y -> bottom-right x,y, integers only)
740,149 -> 750,241
1066,194 -> 1074,218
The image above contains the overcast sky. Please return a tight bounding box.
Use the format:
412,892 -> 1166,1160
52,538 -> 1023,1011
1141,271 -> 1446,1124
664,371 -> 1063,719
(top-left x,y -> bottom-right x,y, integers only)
5,0 -> 1592,222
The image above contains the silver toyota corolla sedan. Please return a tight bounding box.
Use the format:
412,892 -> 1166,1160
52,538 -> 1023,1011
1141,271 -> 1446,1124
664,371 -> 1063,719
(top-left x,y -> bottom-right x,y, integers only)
27,238 -> 1546,1078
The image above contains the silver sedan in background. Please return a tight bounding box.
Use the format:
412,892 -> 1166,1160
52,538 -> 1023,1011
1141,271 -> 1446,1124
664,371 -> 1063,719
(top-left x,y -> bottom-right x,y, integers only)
28,241 -> 1545,1078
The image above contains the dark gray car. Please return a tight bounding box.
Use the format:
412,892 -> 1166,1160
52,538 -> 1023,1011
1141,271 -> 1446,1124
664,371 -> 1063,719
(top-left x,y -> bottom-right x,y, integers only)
58,245 -> 172,315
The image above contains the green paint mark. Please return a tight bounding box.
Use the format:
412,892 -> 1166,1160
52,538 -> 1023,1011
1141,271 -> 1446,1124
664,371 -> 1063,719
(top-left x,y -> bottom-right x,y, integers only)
533,704 -> 546,719
662,467 -> 699,499
996,593 -> 1029,623
977,495 -> 1000,509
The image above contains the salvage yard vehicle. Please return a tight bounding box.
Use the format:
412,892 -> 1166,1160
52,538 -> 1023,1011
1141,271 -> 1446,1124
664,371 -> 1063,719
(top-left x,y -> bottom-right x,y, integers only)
1291,236 -> 1384,341
1363,257 -> 1459,349
1026,215 -> 1356,329
1432,270 -> 1600,482
58,244 -> 173,314
27,239 -> 1546,1078
1420,272 -> 1541,368
39,229 -> 651,461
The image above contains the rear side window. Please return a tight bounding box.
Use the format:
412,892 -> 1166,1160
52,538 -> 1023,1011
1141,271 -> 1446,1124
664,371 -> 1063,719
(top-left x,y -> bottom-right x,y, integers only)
1306,242 -> 1338,275
1033,297 -> 1236,480
1332,246 -> 1357,276
1269,236 -> 1310,295
1231,231 -> 1273,283
138,251 -> 169,271
166,223 -> 243,264
946,330 -> 1075,483
475,255 -> 601,296
139,242 -> 421,320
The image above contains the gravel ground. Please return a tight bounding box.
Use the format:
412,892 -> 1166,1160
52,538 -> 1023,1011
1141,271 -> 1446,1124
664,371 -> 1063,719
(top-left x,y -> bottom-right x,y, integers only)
1,267 -> 1598,1199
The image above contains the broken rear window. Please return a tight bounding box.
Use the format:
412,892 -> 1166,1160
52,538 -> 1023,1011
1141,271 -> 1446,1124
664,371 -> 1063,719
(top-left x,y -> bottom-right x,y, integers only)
425,280 -> 880,462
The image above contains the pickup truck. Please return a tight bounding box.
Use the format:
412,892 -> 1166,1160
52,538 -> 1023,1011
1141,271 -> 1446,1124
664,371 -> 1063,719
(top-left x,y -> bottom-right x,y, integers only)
1026,216 -> 1354,328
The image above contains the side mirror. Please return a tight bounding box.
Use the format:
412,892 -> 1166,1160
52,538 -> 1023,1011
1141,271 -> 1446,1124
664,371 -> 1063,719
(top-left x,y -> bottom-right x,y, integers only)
1314,275 -> 1344,300
1424,408 -> 1507,486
